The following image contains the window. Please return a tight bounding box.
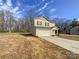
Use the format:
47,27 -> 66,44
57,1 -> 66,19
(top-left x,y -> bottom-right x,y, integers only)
37,21 -> 42,25
45,22 -> 49,26
78,29 -> 79,31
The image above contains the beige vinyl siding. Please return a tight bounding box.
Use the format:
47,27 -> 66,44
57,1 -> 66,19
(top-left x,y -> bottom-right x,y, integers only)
34,18 -> 55,28
51,30 -> 55,35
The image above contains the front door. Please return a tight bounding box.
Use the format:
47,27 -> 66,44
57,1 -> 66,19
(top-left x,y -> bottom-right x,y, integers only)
55,30 -> 58,35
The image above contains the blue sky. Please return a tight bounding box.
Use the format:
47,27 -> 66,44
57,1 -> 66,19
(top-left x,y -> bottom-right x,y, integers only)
0,0 -> 79,19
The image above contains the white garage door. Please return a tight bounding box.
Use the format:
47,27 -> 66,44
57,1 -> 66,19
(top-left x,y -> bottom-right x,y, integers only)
36,28 -> 51,36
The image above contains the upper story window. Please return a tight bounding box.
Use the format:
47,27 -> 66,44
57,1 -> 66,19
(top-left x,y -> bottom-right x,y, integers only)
45,22 -> 49,26
37,21 -> 42,26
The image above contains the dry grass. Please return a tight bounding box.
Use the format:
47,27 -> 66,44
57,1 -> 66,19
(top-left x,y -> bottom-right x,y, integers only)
59,34 -> 79,41
0,33 -> 79,59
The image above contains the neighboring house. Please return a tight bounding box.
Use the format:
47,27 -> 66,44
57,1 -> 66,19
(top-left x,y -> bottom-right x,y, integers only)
28,16 -> 59,36
70,26 -> 79,35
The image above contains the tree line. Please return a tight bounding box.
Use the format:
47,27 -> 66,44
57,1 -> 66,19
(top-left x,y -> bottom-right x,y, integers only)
1,9 -> 79,33
0,10 -> 28,32
0,8 -> 38,33
57,19 -> 79,34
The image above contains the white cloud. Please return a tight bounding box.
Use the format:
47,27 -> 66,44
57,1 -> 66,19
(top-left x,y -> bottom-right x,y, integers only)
49,8 -> 56,15
6,0 -> 12,7
36,0 -> 54,13
50,15 -> 57,18
15,13 -> 23,19
42,0 -> 45,2
22,9 -> 25,11
1,4 -> 9,10
37,3 -> 49,12
0,0 -> 3,6
12,7 -> 19,13
1,4 -> 19,16
38,8 -> 56,16
0,0 -> 55,19
0,0 -> 12,10
0,0 -> 24,20
38,11 -> 43,15
50,9 -> 56,12
16,0 -> 21,6
16,11 -> 22,14
14,7 -> 19,11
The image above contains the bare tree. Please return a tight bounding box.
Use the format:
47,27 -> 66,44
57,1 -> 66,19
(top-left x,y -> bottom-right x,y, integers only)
26,8 -> 38,32
0,8 -> 39,32
0,10 -> 4,32
5,10 -> 16,32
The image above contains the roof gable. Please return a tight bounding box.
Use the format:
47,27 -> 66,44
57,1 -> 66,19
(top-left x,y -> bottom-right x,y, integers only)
35,16 -> 49,22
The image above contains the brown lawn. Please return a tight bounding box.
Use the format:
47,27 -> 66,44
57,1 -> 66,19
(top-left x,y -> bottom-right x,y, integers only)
59,34 -> 79,41
0,33 -> 79,59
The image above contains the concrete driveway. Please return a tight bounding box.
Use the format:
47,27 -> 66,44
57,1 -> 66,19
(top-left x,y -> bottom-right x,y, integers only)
40,36 -> 79,54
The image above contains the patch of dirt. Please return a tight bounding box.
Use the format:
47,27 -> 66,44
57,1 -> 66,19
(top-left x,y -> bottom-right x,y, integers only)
59,34 -> 79,41
0,33 -> 79,59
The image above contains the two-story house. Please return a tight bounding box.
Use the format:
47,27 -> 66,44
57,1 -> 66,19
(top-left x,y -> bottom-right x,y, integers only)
28,16 -> 59,36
